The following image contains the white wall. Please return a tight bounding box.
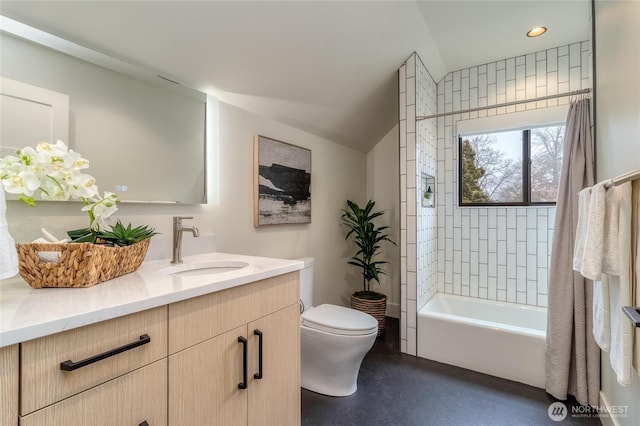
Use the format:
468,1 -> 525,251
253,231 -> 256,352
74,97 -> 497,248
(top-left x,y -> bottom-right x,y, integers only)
4,101 -> 367,309
595,1 -> 640,424
367,124 -> 400,317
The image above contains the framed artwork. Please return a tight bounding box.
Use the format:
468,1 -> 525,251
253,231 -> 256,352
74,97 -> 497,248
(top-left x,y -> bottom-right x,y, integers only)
254,135 -> 311,226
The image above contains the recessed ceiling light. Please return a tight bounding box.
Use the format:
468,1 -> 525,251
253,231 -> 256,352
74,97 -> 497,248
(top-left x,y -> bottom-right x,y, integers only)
527,27 -> 547,37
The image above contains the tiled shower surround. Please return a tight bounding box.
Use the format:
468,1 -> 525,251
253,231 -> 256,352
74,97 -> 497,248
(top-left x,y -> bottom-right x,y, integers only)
399,54 -> 438,355
399,42 -> 591,355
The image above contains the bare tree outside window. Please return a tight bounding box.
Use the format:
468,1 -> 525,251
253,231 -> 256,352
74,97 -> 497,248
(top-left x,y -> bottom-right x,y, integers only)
530,125 -> 565,202
461,132 -> 522,203
459,125 -> 564,206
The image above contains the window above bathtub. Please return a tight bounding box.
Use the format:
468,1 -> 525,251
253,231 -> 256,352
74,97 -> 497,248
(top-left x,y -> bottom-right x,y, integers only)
455,106 -> 568,207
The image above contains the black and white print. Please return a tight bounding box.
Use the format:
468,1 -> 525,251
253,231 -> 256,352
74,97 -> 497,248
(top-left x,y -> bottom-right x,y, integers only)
255,135 -> 311,226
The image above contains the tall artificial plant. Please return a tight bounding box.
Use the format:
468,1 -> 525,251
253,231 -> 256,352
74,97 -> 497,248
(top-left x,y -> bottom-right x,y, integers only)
341,200 -> 395,299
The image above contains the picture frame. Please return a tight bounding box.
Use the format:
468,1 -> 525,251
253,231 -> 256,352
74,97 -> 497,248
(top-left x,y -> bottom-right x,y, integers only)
254,135 -> 311,226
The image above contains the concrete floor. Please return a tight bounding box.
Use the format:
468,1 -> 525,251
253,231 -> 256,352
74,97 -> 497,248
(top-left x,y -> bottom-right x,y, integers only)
301,317 -> 602,426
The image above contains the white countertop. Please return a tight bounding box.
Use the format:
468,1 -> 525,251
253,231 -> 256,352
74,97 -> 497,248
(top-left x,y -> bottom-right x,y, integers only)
0,252 -> 304,348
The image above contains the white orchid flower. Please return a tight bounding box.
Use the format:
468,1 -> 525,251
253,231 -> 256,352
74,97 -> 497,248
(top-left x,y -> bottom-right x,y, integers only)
39,176 -> 70,201
66,173 -> 99,199
18,146 -> 38,158
0,154 -> 20,168
36,140 -> 69,157
71,156 -> 90,170
35,141 -> 55,153
58,148 -> 87,170
1,140 -> 119,228
82,192 -> 119,230
2,169 -> 41,196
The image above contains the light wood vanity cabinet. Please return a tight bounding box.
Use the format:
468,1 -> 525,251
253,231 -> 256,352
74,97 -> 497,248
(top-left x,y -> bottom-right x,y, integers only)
1,344 -> 19,426
168,272 -> 300,426
4,271 -> 300,426
246,304 -> 300,426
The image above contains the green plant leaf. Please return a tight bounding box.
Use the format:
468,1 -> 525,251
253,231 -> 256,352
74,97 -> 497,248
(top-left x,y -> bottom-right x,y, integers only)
67,221 -> 158,246
341,199 -> 396,292
67,228 -> 96,243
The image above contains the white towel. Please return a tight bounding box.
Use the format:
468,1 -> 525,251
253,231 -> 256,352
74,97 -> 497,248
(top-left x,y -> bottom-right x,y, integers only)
631,180 -> 640,376
592,275 -> 611,351
591,184 -> 623,353
632,180 -> 640,376
573,187 -> 591,272
606,183 -> 634,386
0,190 -> 19,280
602,186 -> 621,275
581,182 -> 607,280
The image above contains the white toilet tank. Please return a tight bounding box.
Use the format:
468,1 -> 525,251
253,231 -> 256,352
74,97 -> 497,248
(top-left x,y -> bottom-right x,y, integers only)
298,258 -> 314,312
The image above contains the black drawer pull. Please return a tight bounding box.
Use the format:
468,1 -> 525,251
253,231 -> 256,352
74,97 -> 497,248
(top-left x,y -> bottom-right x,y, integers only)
238,336 -> 248,389
139,422 -> 149,426
60,334 -> 151,371
253,329 -> 263,380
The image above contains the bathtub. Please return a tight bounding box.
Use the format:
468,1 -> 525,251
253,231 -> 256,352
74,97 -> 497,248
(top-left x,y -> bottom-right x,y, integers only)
417,293 -> 547,388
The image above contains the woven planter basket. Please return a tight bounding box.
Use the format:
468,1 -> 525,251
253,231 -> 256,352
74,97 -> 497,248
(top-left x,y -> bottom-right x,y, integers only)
351,293 -> 387,336
15,238 -> 150,289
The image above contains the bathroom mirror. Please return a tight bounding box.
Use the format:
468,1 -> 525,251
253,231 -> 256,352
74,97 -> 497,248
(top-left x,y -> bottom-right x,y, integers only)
0,19 -> 207,204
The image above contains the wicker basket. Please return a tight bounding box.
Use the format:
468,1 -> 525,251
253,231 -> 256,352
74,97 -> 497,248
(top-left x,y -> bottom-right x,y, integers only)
15,238 -> 150,289
351,293 -> 387,336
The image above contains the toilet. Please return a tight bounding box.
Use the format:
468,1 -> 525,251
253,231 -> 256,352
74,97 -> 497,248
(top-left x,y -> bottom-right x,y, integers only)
299,258 -> 378,397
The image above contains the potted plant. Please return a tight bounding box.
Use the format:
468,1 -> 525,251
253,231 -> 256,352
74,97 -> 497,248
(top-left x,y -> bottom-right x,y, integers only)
341,199 -> 395,336
423,185 -> 434,207
423,186 -> 433,200
1,140 -> 157,288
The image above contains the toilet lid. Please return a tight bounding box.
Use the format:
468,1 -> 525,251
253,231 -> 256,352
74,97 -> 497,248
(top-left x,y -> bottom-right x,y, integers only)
301,304 -> 378,336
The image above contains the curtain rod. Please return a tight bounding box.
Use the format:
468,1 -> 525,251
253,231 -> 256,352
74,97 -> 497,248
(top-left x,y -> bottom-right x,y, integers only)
416,88 -> 592,121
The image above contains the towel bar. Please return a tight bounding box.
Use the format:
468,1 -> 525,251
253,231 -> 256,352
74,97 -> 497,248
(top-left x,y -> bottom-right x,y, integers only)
622,306 -> 640,327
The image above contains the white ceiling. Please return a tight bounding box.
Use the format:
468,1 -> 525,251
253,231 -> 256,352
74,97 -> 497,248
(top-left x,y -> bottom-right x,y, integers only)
0,1 -> 590,152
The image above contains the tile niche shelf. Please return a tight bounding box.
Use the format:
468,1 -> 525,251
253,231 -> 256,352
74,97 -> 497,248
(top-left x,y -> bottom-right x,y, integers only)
422,174 -> 435,208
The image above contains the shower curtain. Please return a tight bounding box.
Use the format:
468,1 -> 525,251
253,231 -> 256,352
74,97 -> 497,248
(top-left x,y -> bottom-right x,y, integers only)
545,98 -> 599,407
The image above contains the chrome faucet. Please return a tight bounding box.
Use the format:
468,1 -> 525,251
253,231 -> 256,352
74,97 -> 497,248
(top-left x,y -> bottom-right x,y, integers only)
171,216 -> 200,264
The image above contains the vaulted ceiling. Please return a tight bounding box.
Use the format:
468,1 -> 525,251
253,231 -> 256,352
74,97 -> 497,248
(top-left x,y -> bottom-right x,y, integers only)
0,1 -> 590,152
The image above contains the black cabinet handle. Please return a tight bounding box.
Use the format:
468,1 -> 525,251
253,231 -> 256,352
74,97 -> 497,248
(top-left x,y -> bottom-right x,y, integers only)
253,329 -> 263,380
60,334 -> 151,371
238,336 -> 248,389
139,422 -> 149,426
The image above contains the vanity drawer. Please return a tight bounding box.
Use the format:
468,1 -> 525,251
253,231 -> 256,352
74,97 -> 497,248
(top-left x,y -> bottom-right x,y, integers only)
169,272 -> 299,353
20,358 -> 167,426
20,306 -> 167,415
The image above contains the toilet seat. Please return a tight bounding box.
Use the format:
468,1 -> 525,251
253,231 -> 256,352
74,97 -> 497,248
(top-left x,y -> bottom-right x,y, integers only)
301,304 -> 378,336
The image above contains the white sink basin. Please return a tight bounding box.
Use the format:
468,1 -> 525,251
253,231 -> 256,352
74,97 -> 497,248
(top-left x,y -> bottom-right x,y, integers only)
159,260 -> 250,277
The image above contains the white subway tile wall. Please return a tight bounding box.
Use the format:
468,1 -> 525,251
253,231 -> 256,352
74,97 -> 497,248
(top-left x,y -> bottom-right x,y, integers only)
437,41 -> 590,308
399,53 -> 438,355
399,42 -> 591,354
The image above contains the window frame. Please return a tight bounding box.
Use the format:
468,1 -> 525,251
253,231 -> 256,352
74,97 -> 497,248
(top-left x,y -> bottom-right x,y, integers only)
458,127 -> 559,207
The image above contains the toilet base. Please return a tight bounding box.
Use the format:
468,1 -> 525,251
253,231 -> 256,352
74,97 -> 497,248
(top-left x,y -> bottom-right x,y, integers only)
300,325 -> 376,397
